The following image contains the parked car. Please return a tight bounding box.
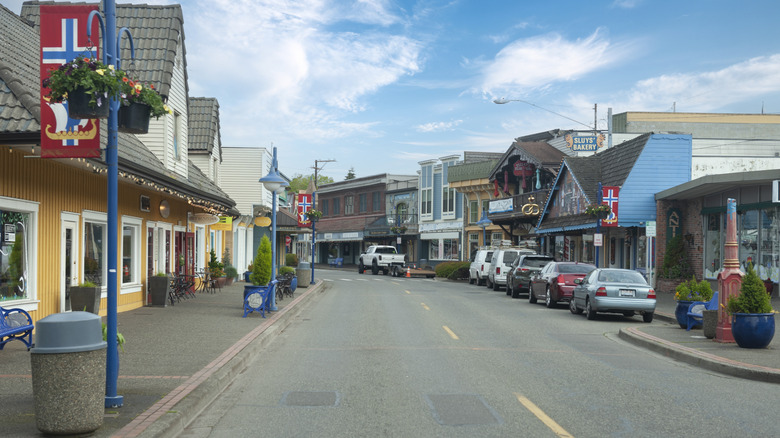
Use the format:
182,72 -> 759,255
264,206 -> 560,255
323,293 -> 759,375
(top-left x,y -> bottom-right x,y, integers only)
487,248 -> 526,291
569,268 -> 656,322
529,262 -> 596,308
506,253 -> 553,299
469,249 -> 494,286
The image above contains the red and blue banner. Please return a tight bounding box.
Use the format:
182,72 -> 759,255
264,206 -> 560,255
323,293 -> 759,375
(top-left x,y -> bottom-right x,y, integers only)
601,186 -> 619,227
297,194 -> 313,228
40,4 -> 101,158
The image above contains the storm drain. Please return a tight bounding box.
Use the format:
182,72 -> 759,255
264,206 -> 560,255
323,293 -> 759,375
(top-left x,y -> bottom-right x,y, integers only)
425,394 -> 503,426
280,391 -> 340,407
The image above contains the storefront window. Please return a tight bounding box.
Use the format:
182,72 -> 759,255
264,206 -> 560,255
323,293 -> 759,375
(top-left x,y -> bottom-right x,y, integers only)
1,210 -> 31,301
759,207 -> 779,283
739,210 -> 758,272
84,221 -> 105,286
428,239 -> 460,260
582,235 -> 594,263
704,213 -> 722,279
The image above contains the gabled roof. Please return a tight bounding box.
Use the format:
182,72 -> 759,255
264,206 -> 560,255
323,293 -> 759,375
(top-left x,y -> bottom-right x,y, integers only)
188,97 -> 221,160
20,1 -> 186,100
1,3 -> 234,213
488,141 -> 564,180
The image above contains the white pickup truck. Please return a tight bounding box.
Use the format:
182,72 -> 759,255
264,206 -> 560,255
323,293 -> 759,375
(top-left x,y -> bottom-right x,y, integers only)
358,245 -> 406,275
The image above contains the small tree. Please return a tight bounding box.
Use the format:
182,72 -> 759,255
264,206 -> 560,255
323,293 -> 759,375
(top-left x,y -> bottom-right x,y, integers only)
222,248 -> 232,268
250,235 -> 272,286
285,253 -> 299,267
345,167 -> 356,180
208,248 -> 224,278
727,263 -> 773,314
660,235 -> 692,279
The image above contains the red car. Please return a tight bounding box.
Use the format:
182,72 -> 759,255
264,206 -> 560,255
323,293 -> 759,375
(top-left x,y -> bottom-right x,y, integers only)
529,262 -> 596,308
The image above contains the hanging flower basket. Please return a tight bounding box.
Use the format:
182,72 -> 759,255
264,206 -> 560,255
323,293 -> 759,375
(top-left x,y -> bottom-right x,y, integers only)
120,77 -> 171,121
585,204 -> 611,220
118,102 -> 151,134
67,85 -> 110,119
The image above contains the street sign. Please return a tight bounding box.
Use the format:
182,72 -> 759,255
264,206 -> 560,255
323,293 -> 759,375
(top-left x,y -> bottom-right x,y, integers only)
646,220 -> 656,237
594,233 -> 603,247
285,235 -> 291,245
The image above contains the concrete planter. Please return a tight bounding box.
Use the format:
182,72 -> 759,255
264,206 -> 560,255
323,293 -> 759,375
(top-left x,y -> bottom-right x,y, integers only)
149,275 -> 170,307
69,286 -> 101,314
703,309 -> 718,339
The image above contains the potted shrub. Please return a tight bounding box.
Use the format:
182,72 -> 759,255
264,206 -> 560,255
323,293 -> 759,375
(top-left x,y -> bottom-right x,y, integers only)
42,55 -> 124,119
726,263 -> 776,348
584,204 -> 611,220
70,281 -> 101,314
245,236 -> 272,303
224,265 -> 238,286
208,249 -> 225,287
118,77 -> 171,133
673,276 -> 714,328
149,272 -> 170,307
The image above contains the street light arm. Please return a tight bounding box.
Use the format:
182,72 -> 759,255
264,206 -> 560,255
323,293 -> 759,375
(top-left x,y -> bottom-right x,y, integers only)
493,98 -> 593,130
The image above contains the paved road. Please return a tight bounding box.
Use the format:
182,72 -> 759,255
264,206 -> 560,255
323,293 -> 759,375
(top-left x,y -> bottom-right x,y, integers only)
182,270 -> 779,437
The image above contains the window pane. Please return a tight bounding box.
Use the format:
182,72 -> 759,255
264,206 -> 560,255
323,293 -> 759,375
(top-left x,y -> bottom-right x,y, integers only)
85,222 -> 105,286
122,226 -> 134,283
1,211 -> 30,301
704,213 -> 722,279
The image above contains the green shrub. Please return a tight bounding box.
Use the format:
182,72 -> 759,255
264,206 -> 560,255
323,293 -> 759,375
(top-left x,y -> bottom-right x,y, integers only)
727,263 -> 773,314
434,261 -> 470,280
250,236 -> 272,286
208,248 -> 224,277
278,265 -> 295,276
674,276 -> 713,302
224,265 -> 238,280
285,253 -> 299,267
660,235 -> 693,278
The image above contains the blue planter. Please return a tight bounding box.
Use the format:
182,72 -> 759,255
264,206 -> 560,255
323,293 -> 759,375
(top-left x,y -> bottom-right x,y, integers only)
244,271 -> 251,283
731,313 -> 775,349
244,284 -> 268,303
675,301 -> 693,329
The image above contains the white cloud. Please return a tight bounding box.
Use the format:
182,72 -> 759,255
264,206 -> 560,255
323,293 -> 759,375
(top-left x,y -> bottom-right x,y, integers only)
621,54 -> 780,112
416,120 -> 463,132
479,28 -> 634,95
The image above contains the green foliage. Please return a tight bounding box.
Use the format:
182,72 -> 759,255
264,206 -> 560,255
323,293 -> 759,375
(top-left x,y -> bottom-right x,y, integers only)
434,261 -> 470,280
278,265 -> 295,276
102,322 -> 125,353
119,76 -> 170,118
345,167 -> 356,180
224,265 -> 238,280
78,281 -> 98,287
727,263 -> 773,314
288,173 -> 335,193
43,56 -> 124,108
674,276 -> 714,302
155,272 -> 168,277
208,249 -> 224,277
7,237 -> 23,293
660,235 -> 693,279
285,253 -> 299,267
250,236 -> 272,285
222,248 -> 232,267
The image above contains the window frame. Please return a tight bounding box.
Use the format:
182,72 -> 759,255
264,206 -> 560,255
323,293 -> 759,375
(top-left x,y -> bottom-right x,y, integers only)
0,196 -> 39,311
120,215 -> 143,293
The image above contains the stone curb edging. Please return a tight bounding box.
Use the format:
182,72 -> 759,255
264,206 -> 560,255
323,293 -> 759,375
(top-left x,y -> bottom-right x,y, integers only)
618,326 -> 780,384
112,281 -> 326,438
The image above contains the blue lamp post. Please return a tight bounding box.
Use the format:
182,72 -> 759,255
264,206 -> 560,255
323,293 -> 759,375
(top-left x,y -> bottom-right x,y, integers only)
87,0 -> 133,408
259,146 -> 288,311
476,210 -> 492,247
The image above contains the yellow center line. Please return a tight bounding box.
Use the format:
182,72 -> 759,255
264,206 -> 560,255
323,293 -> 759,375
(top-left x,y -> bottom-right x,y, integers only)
421,303 -> 430,311
442,325 -> 459,340
405,290 -> 411,294
514,393 -> 573,438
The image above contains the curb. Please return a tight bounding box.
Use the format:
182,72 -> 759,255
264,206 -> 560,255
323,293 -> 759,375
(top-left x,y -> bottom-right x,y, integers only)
618,325 -> 780,384
113,281 -> 326,438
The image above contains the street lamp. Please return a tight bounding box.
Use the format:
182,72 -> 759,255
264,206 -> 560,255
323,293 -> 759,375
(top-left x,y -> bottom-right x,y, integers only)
493,98 -> 593,130
476,210 -> 492,247
259,146 -> 288,311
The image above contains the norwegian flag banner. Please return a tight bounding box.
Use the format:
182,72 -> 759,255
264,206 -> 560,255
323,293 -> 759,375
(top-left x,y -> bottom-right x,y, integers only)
40,4 -> 102,158
297,194 -> 313,228
601,186 -> 619,227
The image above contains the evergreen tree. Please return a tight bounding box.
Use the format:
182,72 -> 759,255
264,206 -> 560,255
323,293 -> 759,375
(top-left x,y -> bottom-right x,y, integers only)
250,235 -> 272,285
727,262 -> 773,314
345,167 -> 356,180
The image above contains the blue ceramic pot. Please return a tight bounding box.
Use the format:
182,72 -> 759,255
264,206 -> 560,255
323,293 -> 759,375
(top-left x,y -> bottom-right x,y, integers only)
675,301 -> 693,329
731,313 -> 775,349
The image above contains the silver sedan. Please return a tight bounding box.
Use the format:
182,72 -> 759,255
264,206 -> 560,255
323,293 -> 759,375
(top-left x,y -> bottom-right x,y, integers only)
569,268 -> 656,322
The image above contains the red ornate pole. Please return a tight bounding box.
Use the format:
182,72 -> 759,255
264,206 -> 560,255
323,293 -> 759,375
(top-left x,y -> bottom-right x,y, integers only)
716,198 -> 742,343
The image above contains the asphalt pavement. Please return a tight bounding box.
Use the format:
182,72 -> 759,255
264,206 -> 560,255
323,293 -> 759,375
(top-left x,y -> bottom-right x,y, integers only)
1,266 -> 778,437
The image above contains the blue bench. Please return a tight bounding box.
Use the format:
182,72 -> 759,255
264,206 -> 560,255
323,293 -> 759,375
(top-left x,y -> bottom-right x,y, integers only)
686,291 -> 719,331
1,305 -> 34,351
329,257 -> 344,267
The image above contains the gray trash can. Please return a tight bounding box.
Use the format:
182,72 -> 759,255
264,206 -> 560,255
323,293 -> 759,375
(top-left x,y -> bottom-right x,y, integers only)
31,311 -> 107,435
296,262 -> 311,288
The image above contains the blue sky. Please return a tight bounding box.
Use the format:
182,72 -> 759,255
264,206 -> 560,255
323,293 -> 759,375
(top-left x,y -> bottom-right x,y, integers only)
7,0 -> 780,180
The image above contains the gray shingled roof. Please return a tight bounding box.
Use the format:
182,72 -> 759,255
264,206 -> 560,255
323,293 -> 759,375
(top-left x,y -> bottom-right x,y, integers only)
188,97 -> 221,160
20,1 -> 186,100
489,141 -> 565,180
0,4 -> 234,213
448,159 -> 499,183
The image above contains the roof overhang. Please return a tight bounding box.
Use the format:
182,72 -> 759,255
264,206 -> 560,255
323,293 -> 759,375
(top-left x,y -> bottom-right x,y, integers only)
655,169 -> 780,201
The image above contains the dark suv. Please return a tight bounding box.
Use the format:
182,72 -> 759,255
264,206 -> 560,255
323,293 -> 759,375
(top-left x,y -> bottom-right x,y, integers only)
506,254 -> 554,299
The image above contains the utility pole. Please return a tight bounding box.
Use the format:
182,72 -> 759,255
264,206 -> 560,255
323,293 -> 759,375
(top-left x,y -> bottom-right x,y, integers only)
311,159 -> 335,284
593,103 -> 598,134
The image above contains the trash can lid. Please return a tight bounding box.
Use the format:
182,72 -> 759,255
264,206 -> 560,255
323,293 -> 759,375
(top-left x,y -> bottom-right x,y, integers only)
298,262 -> 310,268
31,311 -> 107,354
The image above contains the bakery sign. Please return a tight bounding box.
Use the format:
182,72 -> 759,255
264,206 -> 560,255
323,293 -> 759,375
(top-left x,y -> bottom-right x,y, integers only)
565,134 -> 606,152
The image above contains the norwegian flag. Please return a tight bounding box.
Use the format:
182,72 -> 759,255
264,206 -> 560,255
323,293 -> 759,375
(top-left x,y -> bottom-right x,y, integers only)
297,194 -> 313,228
601,186 -> 619,227
39,4 -> 101,158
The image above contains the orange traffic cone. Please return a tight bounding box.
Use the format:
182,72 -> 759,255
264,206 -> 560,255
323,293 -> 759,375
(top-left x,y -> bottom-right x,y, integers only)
406,266 -> 411,278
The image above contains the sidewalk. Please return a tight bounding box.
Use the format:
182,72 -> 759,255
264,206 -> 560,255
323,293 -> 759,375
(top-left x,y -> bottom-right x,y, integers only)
0,279 -> 325,438
1,271 -> 778,437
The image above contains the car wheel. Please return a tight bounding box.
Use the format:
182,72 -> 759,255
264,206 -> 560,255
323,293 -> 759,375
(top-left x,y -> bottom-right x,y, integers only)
486,277 -> 492,288
469,274 -> 475,285
528,289 -> 537,303
511,284 -> 520,299
371,262 -> 379,275
358,262 -> 364,274
493,279 -> 500,291
545,287 -> 556,308
570,297 -> 582,314
585,299 -> 597,320
477,275 -> 484,286
643,312 -> 654,323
